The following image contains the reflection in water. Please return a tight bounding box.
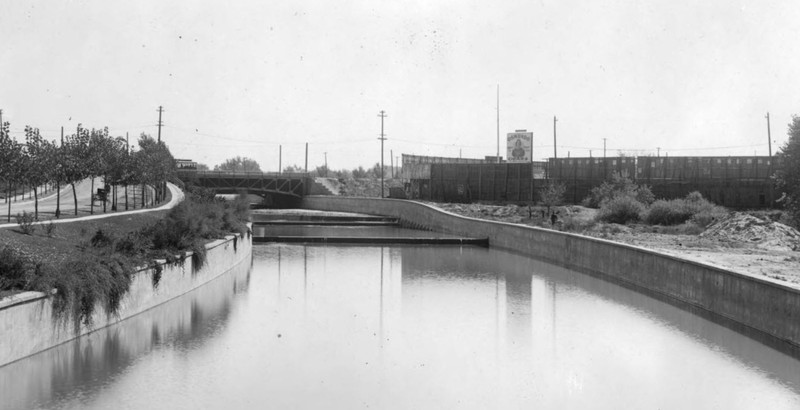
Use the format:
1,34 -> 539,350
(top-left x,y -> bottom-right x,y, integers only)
0,261 -> 251,410
3,243 -> 800,409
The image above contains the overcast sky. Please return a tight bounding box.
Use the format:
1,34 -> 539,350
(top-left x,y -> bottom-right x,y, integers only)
2,0 -> 799,171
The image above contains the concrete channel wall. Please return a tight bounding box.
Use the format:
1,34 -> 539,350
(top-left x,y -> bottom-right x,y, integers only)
0,229 -> 252,367
302,196 -> 800,349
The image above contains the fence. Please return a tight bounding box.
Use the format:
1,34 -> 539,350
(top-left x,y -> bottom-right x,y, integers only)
403,154 -> 779,208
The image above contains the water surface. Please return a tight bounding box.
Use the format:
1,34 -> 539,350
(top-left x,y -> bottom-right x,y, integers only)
3,244 -> 799,409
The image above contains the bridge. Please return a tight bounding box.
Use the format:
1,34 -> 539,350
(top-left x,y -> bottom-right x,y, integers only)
181,171 -> 312,207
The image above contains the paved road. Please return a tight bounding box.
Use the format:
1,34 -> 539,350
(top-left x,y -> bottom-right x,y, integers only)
0,181 -> 183,228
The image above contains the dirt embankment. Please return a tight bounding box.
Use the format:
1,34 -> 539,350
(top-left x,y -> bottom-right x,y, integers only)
427,202 -> 800,288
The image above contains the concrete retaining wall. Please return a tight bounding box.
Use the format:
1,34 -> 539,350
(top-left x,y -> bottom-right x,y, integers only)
0,229 -> 252,367
301,196 -> 800,349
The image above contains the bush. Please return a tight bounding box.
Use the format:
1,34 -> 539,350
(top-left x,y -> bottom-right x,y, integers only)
0,247 -> 33,291
644,199 -> 692,225
597,196 -> 645,224
643,191 -> 726,227
44,221 -> 57,237
40,253 -> 135,327
15,211 -> 36,235
583,173 -> 654,208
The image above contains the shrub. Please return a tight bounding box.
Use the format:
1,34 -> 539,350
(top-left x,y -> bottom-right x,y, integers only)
644,199 -> 692,225
635,185 -> 655,205
0,247 -> 33,291
583,173 -> 654,208
643,191 -> 726,227
15,211 -> 36,235
44,221 -> 57,237
540,181 -> 567,214
597,196 -> 645,224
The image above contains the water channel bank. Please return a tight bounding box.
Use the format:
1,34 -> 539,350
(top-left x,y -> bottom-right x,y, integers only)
301,196 -> 800,350
0,228 -> 252,367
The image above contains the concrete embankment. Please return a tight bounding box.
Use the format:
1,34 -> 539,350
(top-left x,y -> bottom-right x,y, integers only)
0,228 -> 252,367
301,196 -> 800,350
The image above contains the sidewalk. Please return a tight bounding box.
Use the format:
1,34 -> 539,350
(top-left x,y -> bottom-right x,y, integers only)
0,183 -> 184,229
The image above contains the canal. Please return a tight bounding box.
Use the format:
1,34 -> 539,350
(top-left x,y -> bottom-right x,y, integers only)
2,242 -> 800,409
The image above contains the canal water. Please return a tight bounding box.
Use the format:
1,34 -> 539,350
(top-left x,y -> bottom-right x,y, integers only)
2,243 -> 800,409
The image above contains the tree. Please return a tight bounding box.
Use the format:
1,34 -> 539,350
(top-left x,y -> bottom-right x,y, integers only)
313,165 -> 329,177
214,156 -> 261,172
352,166 -> 368,179
136,134 -> 176,205
775,115 -> 800,227
62,127 -> 91,216
283,164 -> 304,173
0,121 -> 24,222
196,163 -> 210,171
369,162 -> 386,179
23,126 -> 57,220
540,181 -> 567,215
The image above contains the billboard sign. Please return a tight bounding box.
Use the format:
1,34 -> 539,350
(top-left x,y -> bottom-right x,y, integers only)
506,132 -> 533,163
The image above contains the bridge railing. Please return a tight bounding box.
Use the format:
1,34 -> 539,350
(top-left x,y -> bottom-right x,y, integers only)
194,171 -> 310,179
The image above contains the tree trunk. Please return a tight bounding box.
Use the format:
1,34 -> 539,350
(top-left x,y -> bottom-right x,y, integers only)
141,183 -> 146,208
6,182 -> 11,223
90,178 -> 95,215
55,180 -> 61,218
33,187 -> 38,220
125,185 -> 128,210
72,183 -> 78,215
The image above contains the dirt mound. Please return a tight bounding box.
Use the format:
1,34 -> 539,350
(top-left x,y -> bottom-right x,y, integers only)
700,213 -> 800,251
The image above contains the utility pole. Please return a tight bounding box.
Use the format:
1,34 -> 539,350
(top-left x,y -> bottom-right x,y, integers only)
657,147 -> 661,157
496,85 -> 500,163
553,116 -> 558,159
279,145 -> 282,174
378,110 -> 387,198
766,112 -> 773,158
56,127 -> 63,218
305,142 -> 308,173
324,152 -> 328,177
125,132 -> 129,210
603,138 -> 607,158
390,149 -> 394,178
157,106 -> 164,142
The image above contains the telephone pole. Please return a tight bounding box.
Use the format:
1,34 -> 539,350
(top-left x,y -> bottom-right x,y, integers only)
279,145 -> 282,174
305,142 -> 308,173
766,112 -> 772,158
324,152 -> 328,177
56,126 -> 63,218
496,85 -> 500,163
157,106 -> 164,142
378,110 -> 387,198
553,116 -> 558,158
603,138 -> 607,158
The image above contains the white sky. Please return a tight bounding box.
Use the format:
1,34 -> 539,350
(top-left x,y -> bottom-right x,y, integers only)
2,0 -> 799,171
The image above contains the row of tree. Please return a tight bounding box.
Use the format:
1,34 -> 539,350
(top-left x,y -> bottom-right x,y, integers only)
198,155 -> 401,180
0,122 -> 175,222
